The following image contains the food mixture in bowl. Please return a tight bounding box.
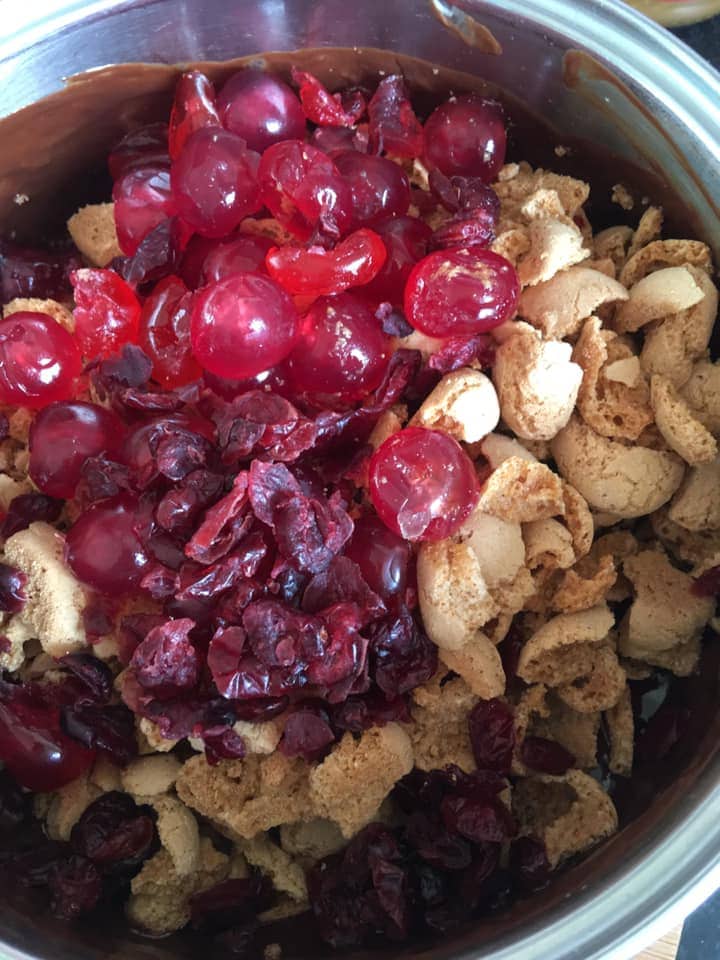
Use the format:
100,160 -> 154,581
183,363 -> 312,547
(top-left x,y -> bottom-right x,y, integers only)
0,61 -> 718,953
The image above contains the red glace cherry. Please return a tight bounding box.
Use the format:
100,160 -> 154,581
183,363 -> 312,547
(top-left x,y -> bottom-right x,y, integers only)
334,151 -> 411,227
191,272 -> 298,380
360,215 -> 432,305
0,312 -> 82,408
171,127 -> 261,238
424,95 -> 506,182
283,293 -> 389,406
29,401 -> 126,499
217,69 -> 306,153
257,140 -> 353,241
202,232 -> 273,284
139,275 -> 200,388
112,165 -> 173,256
265,228 -> 386,297
404,247 -> 519,337
169,70 -> 220,160
70,269 -> 141,359
65,496 -> 150,595
368,427 -> 480,541
344,514 -> 412,603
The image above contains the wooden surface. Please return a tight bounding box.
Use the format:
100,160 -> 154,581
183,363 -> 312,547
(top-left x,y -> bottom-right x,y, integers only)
635,925 -> 682,960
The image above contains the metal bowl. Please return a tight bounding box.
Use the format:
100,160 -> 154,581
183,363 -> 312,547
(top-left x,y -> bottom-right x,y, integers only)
1,2 -> 720,958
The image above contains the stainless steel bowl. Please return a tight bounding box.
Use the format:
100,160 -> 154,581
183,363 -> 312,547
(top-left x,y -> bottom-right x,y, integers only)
1,2 -> 720,959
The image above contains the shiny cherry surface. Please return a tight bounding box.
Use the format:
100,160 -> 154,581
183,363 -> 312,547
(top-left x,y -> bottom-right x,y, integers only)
344,513 -> 412,602
65,496 -> 150,595
191,272 -> 298,379
0,311 -> 82,408
404,247 -> 519,337
140,275 -> 200,387
334,151 -> 411,227
71,269 -> 141,360
112,165 -> 173,256
217,70 -> 306,153
424,95 -> 506,182
265,228 -> 386,298
29,401 -> 126,499
368,427 -> 480,541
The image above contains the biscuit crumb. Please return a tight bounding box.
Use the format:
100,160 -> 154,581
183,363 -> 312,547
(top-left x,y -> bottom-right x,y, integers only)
67,203 -> 122,267
611,184 -> 634,210
309,725 -> 413,838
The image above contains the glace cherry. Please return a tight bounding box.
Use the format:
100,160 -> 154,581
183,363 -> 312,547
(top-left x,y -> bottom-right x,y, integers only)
0,311 -> 82,408
424,95 -> 506,182
65,496 -> 150,595
217,69 -> 306,153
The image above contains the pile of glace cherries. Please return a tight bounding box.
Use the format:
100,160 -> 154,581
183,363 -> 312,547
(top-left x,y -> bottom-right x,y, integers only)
0,68 -> 553,948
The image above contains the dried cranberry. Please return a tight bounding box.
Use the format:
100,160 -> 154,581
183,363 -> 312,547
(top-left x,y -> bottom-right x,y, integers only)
312,124 -> 368,156
49,856 -> 103,920
0,311 -> 82,408
169,70 -> 220,160
190,874 -> 271,932
370,608 -> 437,697
0,238 -> 80,302
520,736 -> 575,776
509,836 -> 550,892
441,795 -> 516,843
211,390 -> 317,465
279,704 -> 335,760
367,75 -> 424,158
427,334 -> 496,374
1,492 -> 63,538
122,414 -> 213,488
430,172 -> 500,250
217,70 -> 306,153
71,792 -> 156,868
692,565 -> 720,596
113,217 -> 185,287
155,468 -> 224,534
184,471 -> 249,564
292,68 -> 362,127
468,699 -> 516,774
60,653 -> 113,704
203,726 -> 246,765
61,704 -> 138,767
266,228 -> 387,298
0,562 -> 27,613
131,618 -> 199,700
302,555 -> 385,623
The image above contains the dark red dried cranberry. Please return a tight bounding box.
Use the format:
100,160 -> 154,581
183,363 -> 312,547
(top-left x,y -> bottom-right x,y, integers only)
441,795 -> 516,843
520,736 -> 575,776
509,836 -> 550,892
59,653 -> 113,704
131,618 -> 199,700
427,334 -> 496,375
61,703 -> 138,767
184,472 -> 249,565
370,607 -> 437,698
468,698 -> 516,773
367,75 -> 423,158
692,565 -> 720,596
0,237 -> 80,302
303,556 -> 385,622
49,855 -> 103,920
0,769 -> 29,832
0,562 -> 27,613
71,792 -> 156,868
211,390 -> 318,465
190,874 -> 271,932
203,726 -> 246,765
279,703 -> 335,760
406,812 -> 473,871
1,493 -> 63,539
